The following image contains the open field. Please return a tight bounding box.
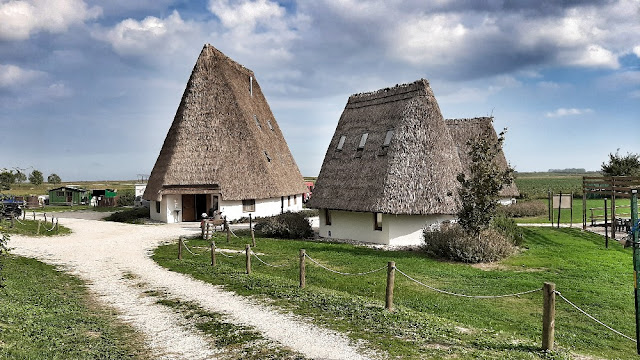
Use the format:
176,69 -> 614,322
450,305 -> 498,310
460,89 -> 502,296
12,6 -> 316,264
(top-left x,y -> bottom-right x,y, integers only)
514,172 -> 597,199
0,255 -> 149,359
154,227 -> 637,359
514,198 -> 633,225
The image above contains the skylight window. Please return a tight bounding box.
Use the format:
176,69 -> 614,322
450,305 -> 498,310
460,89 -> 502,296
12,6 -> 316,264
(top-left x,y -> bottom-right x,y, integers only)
358,133 -> 368,149
254,115 -> 261,129
336,135 -> 346,150
383,130 -> 394,147
267,119 -> 274,131
264,151 -> 271,162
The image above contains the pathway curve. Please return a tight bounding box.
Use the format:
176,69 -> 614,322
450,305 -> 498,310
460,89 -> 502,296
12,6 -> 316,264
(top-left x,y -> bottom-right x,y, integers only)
9,216 -> 377,360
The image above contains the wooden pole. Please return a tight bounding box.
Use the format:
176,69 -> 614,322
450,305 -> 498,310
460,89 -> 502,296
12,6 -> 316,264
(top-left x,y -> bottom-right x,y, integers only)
250,213 -> 256,247
52,216 -> 54,225
605,198 -> 609,248
37,220 -> 40,235
245,244 -> 251,275
570,192 -> 573,228
548,190 -> 552,222
55,219 -> 59,234
299,249 -> 306,288
33,211 -> 35,220
630,190 -> 640,353
542,282 -> 556,351
557,193 -> 562,228
226,218 -> 230,243
582,189 -> 587,230
44,213 -> 47,223
385,261 -> 395,312
611,179 -> 617,241
211,241 -> 216,267
178,236 -> 183,260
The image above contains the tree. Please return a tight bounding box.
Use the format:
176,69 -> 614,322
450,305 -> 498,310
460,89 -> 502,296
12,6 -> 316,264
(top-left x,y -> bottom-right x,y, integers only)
457,129 -> 514,236
47,173 -> 61,184
0,170 -> 15,191
28,170 -> 43,185
14,171 -> 26,184
601,150 -> 640,177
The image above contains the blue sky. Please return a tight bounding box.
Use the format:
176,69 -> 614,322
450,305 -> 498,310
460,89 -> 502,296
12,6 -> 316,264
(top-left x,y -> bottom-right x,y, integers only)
1,0 -> 639,180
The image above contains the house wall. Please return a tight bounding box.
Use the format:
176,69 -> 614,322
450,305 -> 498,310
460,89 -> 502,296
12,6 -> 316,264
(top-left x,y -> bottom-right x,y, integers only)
151,193 -> 304,223
499,197 -> 517,206
318,209 -> 454,246
135,184 -> 147,197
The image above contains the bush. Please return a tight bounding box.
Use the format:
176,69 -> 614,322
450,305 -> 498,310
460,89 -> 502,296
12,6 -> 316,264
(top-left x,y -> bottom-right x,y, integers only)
254,211 -> 313,239
496,200 -> 546,218
491,215 -> 524,246
104,207 -> 149,224
422,223 -> 515,263
117,190 -> 135,207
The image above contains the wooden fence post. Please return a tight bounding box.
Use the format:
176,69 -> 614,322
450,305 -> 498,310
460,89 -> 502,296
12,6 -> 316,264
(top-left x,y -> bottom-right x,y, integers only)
33,211 -> 35,221
211,241 -> 216,267
55,219 -> 59,234
44,213 -> 47,223
605,198 -> 609,248
37,220 -> 41,235
299,249 -> 306,288
386,261 -> 395,312
178,236 -> 183,260
250,213 -> 256,247
226,218 -> 230,243
245,244 -> 251,274
542,282 -> 556,351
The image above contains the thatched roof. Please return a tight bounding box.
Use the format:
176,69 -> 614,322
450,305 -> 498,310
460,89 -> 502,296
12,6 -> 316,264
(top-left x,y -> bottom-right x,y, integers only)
445,117 -> 520,197
307,79 -> 463,215
144,44 -> 306,202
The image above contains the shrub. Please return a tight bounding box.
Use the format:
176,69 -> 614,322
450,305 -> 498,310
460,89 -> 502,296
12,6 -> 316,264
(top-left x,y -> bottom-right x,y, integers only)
117,190 -> 135,207
104,207 -> 149,224
422,223 -> 515,263
496,200 -> 547,218
254,211 -> 313,239
490,215 -> 524,246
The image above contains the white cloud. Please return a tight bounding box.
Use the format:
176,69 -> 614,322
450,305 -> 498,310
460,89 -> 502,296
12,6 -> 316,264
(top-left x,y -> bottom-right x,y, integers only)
0,0 -> 101,41
94,10 -> 201,57
634,46 -> 640,58
545,108 -> 593,118
0,64 -> 45,87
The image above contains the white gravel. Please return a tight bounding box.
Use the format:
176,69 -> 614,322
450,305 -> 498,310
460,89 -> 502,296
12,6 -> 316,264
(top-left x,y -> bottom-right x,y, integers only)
9,216 -> 378,360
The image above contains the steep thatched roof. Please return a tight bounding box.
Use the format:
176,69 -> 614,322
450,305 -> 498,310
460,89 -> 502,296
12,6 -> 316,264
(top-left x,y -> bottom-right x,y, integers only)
144,44 -> 306,202
444,117 -> 519,197
307,79 -> 463,215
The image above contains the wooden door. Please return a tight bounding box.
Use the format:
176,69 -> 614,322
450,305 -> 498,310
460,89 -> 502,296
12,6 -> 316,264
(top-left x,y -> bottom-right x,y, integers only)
182,194 -> 196,222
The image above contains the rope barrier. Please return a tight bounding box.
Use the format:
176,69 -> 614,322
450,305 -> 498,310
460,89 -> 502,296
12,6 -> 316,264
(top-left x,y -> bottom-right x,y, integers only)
395,266 -> 542,299
44,219 -> 57,232
555,291 -> 636,343
250,250 -> 288,268
181,241 -> 201,256
304,253 -> 387,276
12,215 -> 27,226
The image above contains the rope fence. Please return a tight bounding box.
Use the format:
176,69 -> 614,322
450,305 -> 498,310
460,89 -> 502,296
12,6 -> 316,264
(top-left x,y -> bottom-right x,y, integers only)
175,239 -> 638,351
8,213 -> 59,234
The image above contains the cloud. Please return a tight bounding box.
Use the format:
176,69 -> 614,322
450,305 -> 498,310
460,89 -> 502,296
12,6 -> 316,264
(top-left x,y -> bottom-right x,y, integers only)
545,108 -> 593,118
94,10 -> 201,58
0,0 -> 101,41
0,64 -> 45,87
634,45 -> 640,58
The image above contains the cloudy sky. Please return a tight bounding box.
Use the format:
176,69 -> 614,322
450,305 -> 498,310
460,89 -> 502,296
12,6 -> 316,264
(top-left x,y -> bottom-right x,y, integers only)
1,0 -> 639,181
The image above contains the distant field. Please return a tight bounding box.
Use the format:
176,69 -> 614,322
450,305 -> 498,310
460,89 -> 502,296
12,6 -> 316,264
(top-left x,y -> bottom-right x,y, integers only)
4,180 -> 138,197
514,172 -> 598,199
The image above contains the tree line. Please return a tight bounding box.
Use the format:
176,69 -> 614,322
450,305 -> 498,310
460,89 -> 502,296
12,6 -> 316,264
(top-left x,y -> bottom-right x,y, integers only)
0,169 -> 62,191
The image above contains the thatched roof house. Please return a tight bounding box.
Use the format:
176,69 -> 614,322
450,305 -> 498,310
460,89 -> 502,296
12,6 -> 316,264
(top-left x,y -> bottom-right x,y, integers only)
445,117 -> 519,200
308,79 -> 463,245
143,44 -> 306,222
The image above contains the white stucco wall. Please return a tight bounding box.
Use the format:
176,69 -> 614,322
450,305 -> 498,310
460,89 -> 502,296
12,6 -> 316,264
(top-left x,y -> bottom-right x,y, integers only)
134,184 -> 147,197
499,197 -> 517,206
150,195 -> 182,223
318,209 -> 455,246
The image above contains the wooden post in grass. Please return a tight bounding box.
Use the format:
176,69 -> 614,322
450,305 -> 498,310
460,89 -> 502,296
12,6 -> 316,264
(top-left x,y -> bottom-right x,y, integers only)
51,216 -> 54,225
32,211 -> 35,220
55,219 -> 59,234
299,249 -> 306,288
630,189 -> 640,353
582,190 -> 587,230
548,190 -> 552,222
22,210 -> 25,221
211,241 -> 216,267
604,198 -> 609,248
250,214 -> 256,247
385,261 -> 395,312
245,244 -> 251,275
556,193 -> 562,229
542,282 -> 556,351
178,236 -> 183,260
570,192 -> 573,228
44,213 -> 47,223
37,220 -> 41,235
226,217 -> 230,243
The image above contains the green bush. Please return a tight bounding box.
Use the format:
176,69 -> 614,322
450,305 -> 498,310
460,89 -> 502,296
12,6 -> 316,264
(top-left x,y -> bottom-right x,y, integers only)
422,223 -> 515,263
496,200 -> 546,218
116,190 -> 135,207
104,207 -> 149,224
254,211 -> 313,239
490,215 -> 524,246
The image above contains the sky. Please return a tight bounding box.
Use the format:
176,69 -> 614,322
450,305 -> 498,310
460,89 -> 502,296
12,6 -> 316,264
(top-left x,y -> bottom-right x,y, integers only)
0,0 -> 639,181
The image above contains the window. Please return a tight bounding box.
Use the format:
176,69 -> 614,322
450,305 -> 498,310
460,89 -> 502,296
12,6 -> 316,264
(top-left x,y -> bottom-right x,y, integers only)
242,199 -> 255,212
358,133 -> 368,149
294,194 -> 297,205
264,151 -> 271,162
324,208 -> 331,225
287,195 -> 291,206
336,135 -> 346,151
56,191 -> 65,197
374,212 -> 382,231
156,201 -> 161,214
383,130 -> 394,147
267,119 -> 274,131
254,114 -> 261,129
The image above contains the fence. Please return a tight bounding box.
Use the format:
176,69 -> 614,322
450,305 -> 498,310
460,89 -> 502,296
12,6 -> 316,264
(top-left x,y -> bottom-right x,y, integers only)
176,238 -> 636,351
8,211 -> 60,234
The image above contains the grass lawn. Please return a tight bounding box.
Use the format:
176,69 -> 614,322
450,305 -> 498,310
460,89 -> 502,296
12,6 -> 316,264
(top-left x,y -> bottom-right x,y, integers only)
0,255 -> 149,359
153,227 -> 638,359
1,218 -> 71,237
515,198 -> 633,225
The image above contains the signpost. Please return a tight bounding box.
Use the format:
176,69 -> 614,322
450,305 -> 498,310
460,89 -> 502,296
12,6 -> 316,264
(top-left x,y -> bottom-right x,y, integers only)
552,193 -> 573,228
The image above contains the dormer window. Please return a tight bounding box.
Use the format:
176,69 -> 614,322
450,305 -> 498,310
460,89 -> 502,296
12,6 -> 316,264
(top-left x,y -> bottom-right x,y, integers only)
264,151 -> 271,162
336,135 -> 346,150
254,115 -> 261,129
267,119 -> 274,131
358,133 -> 368,150
383,130 -> 394,147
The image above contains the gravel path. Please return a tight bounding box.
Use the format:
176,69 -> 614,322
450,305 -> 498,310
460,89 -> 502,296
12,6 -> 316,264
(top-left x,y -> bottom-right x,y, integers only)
9,217 -> 377,360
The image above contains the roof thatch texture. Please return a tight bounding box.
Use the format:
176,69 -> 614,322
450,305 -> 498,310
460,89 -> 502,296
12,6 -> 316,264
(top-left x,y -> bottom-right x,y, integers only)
307,79 -> 463,215
445,117 -> 520,197
144,44 -> 306,202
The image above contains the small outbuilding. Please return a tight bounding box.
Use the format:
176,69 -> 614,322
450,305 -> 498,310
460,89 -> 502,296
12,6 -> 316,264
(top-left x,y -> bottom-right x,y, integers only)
49,186 -> 88,206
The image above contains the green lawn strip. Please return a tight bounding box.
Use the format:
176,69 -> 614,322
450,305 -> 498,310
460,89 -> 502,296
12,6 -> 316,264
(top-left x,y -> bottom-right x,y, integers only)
515,198 -> 633,225
155,228 -> 638,359
142,290 -> 306,359
1,218 -> 71,237
0,256 -> 150,359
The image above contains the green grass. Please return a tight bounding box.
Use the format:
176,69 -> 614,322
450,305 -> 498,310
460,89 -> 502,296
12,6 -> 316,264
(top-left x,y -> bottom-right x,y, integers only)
514,173 -> 586,199
153,228 -> 637,359
1,218 -> 71,236
514,198 -> 634,225
0,255 -> 149,359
